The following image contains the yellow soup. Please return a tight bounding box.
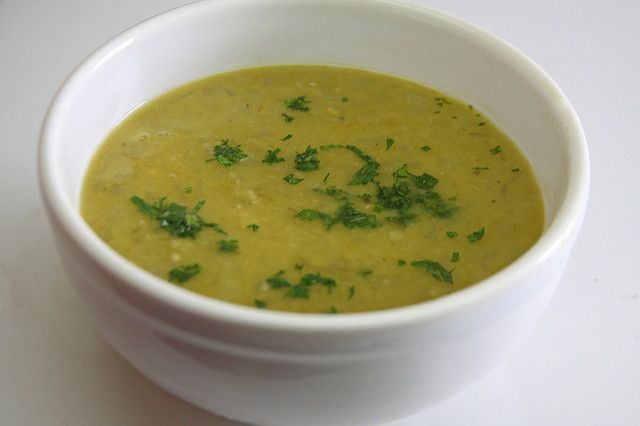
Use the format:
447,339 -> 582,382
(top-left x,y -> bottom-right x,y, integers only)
81,65 -> 544,313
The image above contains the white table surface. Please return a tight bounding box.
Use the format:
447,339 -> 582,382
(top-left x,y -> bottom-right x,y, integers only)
1,0 -> 639,425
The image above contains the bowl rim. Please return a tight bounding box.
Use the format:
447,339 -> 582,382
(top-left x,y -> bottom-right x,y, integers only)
38,0 -> 589,334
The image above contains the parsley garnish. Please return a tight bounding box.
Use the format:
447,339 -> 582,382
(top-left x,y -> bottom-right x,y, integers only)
410,259 -> 453,283
386,138 -> 395,151
294,146 -> 320,171
341,96 -> 349,102
265,270 -> 337,299
359,269 -> 373,277
398,259 -> 407,266
295,209 -> 335,229
472,166 -> 489,175
478,121 -> 487,126
451,252 -> 460,262
283,173 -> 305,185
421,145 -> 431,152
217,239 -> 239,252
490,145 -> 502,154
281,134 -> 292,141
348,285 -> 356,300
266,270 -> 292,288
168,264 -> 201,283
329,306 -> 339,314
210,139 -> 248,166
131,196 -> 225,238
511,168 -> 520,172
285,95 -> 311,112
262,147 -> 285,164
247,223 -> 260,231
184,186 -> 192,193
466,227 -> 485,243
446,231 -> 458,238
295,263 -> 304,270
254,299 -> 267,309
281,113 -> 294,122
319,144 -> 380,185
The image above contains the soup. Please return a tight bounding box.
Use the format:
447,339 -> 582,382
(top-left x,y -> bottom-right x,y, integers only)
81,65 -> 544,313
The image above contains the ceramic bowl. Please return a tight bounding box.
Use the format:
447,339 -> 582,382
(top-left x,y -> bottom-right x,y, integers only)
38,0 -> 589,424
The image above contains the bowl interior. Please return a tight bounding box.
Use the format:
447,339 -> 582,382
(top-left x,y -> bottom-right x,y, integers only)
41,0 -> 587,322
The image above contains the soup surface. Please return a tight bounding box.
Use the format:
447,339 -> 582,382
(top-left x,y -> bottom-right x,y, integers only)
81,65 -> 544,313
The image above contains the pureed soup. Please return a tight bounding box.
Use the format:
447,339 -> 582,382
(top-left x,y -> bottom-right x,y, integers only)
81,65 -> 544,313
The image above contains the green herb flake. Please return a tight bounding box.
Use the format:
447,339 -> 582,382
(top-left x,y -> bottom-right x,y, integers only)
287,284 -> 310,298
266,270 -> 291,289
217,239 -> 239,252
294,146 -> 320,171
281,113 -> 294,122
131,196 -> 224,238
398,259 -> 407,266
511,168 -> 520,172
262,147 -> 285,164
341,96 -> 349,102
348,285 -> 356,300
211,139 -> 248,166
490,145 -> 502,154
478,121 -> 487,126
329,306 -> 339,314
421,145 -> 431,152
254,299 -> 267,309
300,272 -> 336,293
359,269 -> 373,277
294,263 -> 304,271
410,259 -> 453,283
285,95 -> 311,112
386,138 -> 395,151
168,264 -> 201,283
283,173 -> 305,185
183,186 -> 192,193
295,209 -> 336,229
446,231 -> 458,238
466,227 -> 485,243
247,223 -> 260,231
323,173 -> 330,183
472,166 -> 490,175
451,252 -> 460,262
335,202 -> 379,229
281,133 -> 293,141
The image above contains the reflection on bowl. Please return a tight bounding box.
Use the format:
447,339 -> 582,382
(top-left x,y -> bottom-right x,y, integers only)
38,0 -> 589,424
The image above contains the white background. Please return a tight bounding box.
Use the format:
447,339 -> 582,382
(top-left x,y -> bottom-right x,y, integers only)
1,0 -> 639,425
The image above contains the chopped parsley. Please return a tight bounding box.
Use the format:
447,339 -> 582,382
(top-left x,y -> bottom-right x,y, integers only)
386,138 -> 395,151
341,96 -> 349,102
511,168 -> 520,172
294,146 -> 320,171
451,252 -> 460,262
285,95 -> 311,111
183,186 -> 192,193
262,147 -> 285,164
283,173 -> 305,185
446,231 -> 458,238
281,113 -> 294,122
294,263 -> 304,270
348,285 -> 356,300
313,185 -> 352,201
472,166 -> 490,175
421,145 -> 431,152
398,259 -> 407,266
323,173 -> 330,183
410,259 -> 453,283
168,264 -> 201,283
254,299 -> 267,309
264,270 -> 337,299
131,196 -> 225,238
210,139 -> 248,166
266,270 -> 292,288
478,121 -> 487,126
329,306 -> 339,314
466,227 -> 485,243
281,133 -> 293,141
217,239 -> 239,252
295,208 -> 335,229
490,145 -> 502,154
358,269 -> 373,277
246,223 -> 260,231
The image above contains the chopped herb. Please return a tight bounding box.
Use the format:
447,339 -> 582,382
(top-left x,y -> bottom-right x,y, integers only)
285,95 -> 311,112
168,264 -> 201,283
300,272 -> 336,293
398,259 -> 407,266
131,196 -> 224,238
210,139 -> 248,166
287,284 -> 309,298
466,227 -> 485,243
421,145 -> 431,152
295,209 -> 336,229
451,252 -> 460,262
472,166 -> 490,175
281,113 -> 294,122
294,263 -> 304,271
359,269 -> 373,277
217,239 -> 239,252
348,285 -> 356,300
434,97 -> 451,105
266,270 -> 291,288
254,299 -> 267,309
446,231 -> 458,238
313,185 -> 352,201
281,133 -> 292,141
323,172 -> 330,182
329,306 -> 339,314
183,186 -> 192,193
358,193 -> 373,203
247,223 -> 260,231
319,144 -> 380,185
262,147 -> 285,164
294,146 -> 320,171
283,173 -> 305,185
341,96 -> 349,102
511,168 -> 520,172
411,259 -> 453,283
335,202 -> 380,229
490,145 -> 502,154
478,121 -> 487,126
386,138 -> 395,151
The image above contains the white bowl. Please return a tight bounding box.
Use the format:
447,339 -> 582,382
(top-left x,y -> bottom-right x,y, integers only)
38,0 -> 589,424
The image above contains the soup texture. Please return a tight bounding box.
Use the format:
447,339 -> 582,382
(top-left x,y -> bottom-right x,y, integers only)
81,65 -> 544,313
